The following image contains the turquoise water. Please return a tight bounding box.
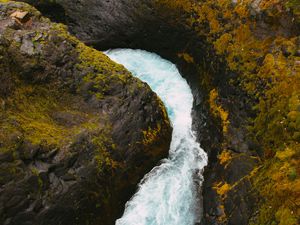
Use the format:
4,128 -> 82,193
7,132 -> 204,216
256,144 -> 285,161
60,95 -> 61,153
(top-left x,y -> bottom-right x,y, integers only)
105,49 -> 208,225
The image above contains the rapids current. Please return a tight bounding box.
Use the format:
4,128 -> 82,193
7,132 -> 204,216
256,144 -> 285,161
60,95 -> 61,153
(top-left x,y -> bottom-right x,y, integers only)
105,49 -> 208,225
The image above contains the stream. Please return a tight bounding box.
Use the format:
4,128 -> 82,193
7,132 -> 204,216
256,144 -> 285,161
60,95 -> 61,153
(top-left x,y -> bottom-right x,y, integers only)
105,49 -> 208,225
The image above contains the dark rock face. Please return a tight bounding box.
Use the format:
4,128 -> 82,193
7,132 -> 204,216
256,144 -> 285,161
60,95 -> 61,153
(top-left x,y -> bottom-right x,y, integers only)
0,2 -> 172,225
25,1 -> 263,224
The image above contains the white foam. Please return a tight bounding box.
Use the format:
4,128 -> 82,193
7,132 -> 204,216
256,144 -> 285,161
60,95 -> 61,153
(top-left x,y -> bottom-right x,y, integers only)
105,49 -> 208,225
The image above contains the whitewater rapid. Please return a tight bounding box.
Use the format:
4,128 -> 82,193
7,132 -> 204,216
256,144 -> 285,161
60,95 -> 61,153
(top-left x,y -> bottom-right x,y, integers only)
105,49 -> 208,225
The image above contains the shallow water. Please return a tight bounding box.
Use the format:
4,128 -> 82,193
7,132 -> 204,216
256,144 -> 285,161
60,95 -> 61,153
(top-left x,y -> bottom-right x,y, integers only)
105,49 -> 208,225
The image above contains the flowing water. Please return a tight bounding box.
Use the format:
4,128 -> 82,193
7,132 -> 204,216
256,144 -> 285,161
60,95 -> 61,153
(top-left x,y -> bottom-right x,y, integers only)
105,49 -> 208,225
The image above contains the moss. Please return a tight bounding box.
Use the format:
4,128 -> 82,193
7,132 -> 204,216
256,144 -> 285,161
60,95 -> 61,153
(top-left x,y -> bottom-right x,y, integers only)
51,22 -> 131,98
275,147 -> 296,160
0,10 -> 142,164
218,149 -> 232,168
1,84 -> 97,147
209,88 -> 230,133
142,123 -> 162,146
214,181 -> 231,199
177,52 -> 195,63
251,143 -> 300,224
275,207 -> 298,225
214,33 -> 233,55
286,0 -> 300,21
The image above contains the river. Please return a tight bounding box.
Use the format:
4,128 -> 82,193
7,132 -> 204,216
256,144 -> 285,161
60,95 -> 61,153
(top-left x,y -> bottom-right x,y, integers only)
105,49 -> 208,225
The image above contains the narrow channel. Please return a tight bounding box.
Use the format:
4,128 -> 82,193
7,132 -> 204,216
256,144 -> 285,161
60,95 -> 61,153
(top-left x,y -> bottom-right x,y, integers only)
105,49 -> 208,225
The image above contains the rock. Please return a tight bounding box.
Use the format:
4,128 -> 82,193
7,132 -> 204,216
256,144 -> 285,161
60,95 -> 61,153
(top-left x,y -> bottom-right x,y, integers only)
0,2 -> 171,225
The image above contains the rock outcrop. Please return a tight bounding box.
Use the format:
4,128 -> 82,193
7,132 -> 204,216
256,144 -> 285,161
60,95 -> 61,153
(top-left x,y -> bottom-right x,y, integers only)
0,2 -> 172,225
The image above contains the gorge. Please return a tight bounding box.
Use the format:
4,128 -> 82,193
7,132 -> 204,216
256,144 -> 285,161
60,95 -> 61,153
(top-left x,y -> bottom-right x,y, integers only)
0,1 -> 299,225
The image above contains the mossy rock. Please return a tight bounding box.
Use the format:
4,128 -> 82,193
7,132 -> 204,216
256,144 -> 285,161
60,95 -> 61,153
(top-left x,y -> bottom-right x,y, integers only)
0,1 -> 172,225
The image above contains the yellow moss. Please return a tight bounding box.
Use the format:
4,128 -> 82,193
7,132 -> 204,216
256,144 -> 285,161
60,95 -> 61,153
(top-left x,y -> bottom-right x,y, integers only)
214,182 -> 231,197
52,23 -> 78,44
275,147 -> 296,160
209,89 -> 230,133
4,86 -> 68,145
157,98 -> 170,125
51,22 -> 130,90
259,0 -> 281,9
177,52 -> 194,63
217,204 -> 227,223
251,142 -> 300,224
0,82 -> 106,152
142,123 -> 161,146
218,150 -> 232,167
275,207 -> 298,225
235,3 -> 249,18
214,33 -> 232,55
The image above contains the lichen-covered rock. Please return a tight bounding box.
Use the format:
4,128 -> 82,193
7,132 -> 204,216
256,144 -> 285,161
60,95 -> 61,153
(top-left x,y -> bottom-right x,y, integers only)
0,2 -> 172,225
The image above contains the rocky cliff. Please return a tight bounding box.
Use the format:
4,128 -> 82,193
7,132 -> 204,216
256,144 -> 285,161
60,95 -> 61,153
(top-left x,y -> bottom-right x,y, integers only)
0,1 -> 172,225
2,0 -> 300,225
